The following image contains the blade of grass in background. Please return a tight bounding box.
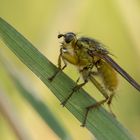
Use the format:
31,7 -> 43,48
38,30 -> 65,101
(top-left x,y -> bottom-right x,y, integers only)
0,88 -> 33,140
0,17 -> 136,140
0,54 -> 71,140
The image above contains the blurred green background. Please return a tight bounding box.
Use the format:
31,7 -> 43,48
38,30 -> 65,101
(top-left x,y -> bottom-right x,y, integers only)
0,0 -> 140,140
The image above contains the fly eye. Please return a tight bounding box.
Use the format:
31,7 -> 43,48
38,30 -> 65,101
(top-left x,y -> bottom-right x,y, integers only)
64,32 -> 76,43
65,35 -> 74,43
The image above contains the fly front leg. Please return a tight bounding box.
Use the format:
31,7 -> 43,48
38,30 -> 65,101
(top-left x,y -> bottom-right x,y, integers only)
48,49 -> 67,81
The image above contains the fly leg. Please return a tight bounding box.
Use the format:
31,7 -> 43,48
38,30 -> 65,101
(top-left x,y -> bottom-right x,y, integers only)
81,74 -> 110,127
107,91 -> 116,117
48,63 -> 67,81
48,48 -> 67,81
81,98 -> 108,127
61,77 -> 88,106
61,66 -> 91,106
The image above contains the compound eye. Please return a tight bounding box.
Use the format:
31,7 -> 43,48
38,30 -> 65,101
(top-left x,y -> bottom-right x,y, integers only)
64,32 -> 75,43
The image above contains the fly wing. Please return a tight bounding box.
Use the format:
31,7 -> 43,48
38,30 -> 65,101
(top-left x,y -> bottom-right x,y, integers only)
102,55 -> 140,92
88,50 -> 140,92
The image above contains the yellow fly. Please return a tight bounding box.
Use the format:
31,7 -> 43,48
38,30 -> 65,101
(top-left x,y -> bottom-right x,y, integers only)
49,32 -> 140,126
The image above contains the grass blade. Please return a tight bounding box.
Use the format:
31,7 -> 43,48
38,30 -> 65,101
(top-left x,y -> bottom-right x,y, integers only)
0,54 -> 71,140
0,17 -> 135,140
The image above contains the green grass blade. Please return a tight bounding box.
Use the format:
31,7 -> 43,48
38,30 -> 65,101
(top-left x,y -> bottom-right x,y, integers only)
0,54 -> 71,140
0,17 -> 136,140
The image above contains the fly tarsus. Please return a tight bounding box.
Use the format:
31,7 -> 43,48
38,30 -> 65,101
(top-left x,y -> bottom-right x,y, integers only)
61,80 -> 88,106
61,91 -> 74,106
48,70 -> 59,81
81,92 -> 116,127
48,64 -> 67,81
81,98 -> 108,127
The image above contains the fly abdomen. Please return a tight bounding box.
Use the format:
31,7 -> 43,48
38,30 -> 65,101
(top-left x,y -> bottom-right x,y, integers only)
96,59 -> 118,91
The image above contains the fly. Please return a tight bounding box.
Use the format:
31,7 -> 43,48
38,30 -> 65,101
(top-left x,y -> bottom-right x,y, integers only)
49,32 -> 140,126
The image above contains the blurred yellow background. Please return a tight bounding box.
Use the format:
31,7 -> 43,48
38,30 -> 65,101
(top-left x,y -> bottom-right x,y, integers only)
0,0 -> 140,140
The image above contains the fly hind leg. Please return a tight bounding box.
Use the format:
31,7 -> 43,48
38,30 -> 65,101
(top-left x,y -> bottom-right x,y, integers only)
81,97 -> 108,127
107,91 -> 116,117
81,73 -> 110,127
